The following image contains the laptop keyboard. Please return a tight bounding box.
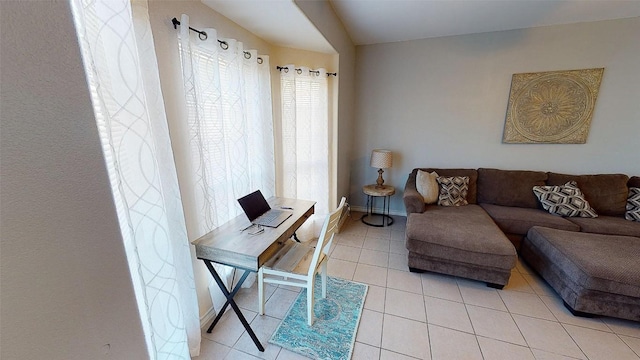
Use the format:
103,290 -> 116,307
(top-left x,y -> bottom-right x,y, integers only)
259,211 -> 279,222
253,209 -> 292,228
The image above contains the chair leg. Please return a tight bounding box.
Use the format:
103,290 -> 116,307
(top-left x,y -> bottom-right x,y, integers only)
307,286 -> 314,326
321,261 -> 327,299
257,270 -> 265,315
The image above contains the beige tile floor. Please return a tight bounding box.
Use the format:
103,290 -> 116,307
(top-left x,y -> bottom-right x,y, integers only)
194,212 -> 640,360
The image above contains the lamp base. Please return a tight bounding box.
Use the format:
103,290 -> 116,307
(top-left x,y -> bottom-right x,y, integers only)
376,168 -> 385,188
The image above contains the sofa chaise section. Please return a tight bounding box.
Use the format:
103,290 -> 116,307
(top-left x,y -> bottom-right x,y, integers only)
522,226 -> 640,321
406,205 -> 517,288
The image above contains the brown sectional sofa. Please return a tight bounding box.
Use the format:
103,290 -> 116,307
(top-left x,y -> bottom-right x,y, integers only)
404,167 -> 640,321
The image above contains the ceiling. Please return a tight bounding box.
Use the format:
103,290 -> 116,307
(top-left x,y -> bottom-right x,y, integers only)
202,0 -> 336,53
331,0 -> 640,45
203,0 -> 640,52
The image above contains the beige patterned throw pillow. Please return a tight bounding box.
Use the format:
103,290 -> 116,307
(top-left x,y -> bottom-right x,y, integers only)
436,176 -> 469,206
533,181 -> 598,218
416,170 -> 439,204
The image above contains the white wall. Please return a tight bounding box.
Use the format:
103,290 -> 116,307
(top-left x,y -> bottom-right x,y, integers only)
295,0 -> 357,208
0,2 -> 147,359
352,18 -> 640,214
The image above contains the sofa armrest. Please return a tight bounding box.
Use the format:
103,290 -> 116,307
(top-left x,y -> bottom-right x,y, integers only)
404,169 -> 426,214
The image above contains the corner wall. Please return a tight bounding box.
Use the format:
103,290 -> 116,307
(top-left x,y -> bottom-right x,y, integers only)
0,2 -> 147,358
295,0 -> 357,207
352,18 -> 640,214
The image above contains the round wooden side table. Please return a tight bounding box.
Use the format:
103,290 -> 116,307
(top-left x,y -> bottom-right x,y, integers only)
361,184 -> 395,227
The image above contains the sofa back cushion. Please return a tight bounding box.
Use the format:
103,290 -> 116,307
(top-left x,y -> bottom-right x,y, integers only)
418,168 -> 478,204
477,168 -> 547,208
628,176 -> 640,188
546,172 -> 629,216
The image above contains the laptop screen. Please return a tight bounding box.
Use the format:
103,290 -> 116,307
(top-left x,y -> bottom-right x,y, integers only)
237,190 -> 271,221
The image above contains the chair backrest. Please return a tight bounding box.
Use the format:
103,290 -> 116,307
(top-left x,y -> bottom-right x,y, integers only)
307,197 -> 347,277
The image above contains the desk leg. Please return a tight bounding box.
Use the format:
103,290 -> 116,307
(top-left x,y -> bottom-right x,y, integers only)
203,260 -> 265,352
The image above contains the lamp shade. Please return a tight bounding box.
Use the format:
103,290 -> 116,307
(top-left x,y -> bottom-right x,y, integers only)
370,149 -> 393,169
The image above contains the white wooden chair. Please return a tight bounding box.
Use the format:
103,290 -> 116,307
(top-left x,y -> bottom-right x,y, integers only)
258,197 -> 346,326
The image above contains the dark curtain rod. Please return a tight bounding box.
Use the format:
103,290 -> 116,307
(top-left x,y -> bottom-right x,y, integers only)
276,66 -> 337,77
172,17 -> 263,64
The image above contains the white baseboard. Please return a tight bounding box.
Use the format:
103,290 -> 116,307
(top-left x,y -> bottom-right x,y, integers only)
350,206 -> 406,217
200,306 -> 217,330
336,202 -> 351,233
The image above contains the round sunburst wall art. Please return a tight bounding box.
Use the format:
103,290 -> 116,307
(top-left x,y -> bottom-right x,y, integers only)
502,68 -> 604,144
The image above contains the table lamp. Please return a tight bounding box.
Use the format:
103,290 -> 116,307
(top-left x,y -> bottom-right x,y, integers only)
370,149 -> 393,188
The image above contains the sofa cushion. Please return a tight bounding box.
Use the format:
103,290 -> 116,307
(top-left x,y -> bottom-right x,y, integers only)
567,216 -> 640,237
437,176 -> 469,206
547,172 -> 629,216
477,168 -> 547,208
417,168 -> 478,204
628,176 -> 640,188
416,170 -> 439,204
533,181 -> 598,218
479,203 -> 581,235
406,205 -> 516,270
625,188 -> 640,222
404,170 -> 426,214
526,226 -> 640,298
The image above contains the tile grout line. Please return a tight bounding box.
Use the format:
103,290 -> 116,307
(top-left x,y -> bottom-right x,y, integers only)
505,269 -> 592,359
505,297 -> 535,354
461,291 -> 487,360
514,295 -> 590,360
379,304 -> 386,358
562,322 -> 640,360
421,274 -> 433,360
620,336 -> 640,359
519,264 -> 628,339
559,323 -> 593,360
426,322 -> 434,360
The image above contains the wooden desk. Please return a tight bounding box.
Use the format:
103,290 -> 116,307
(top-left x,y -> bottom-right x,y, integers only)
192,197 -> 315,352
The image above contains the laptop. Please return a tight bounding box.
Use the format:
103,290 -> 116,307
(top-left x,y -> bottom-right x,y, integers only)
237,190 -> 292,228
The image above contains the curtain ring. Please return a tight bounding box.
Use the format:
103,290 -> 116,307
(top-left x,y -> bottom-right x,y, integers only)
199,32 -> 208,41
296,68 -> 302,75
219,40 -> 229,50
244,51 -> 251,59
284,67 -> 289,73
257,57 -> 263,65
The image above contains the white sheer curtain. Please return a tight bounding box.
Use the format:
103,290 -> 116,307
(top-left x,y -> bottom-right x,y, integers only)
71,0 -> 200,358
176,15 -> 275,310
280,65 -> 330,237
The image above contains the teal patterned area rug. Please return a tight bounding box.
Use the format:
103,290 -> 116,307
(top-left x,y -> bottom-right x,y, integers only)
269,276 -> 368,360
